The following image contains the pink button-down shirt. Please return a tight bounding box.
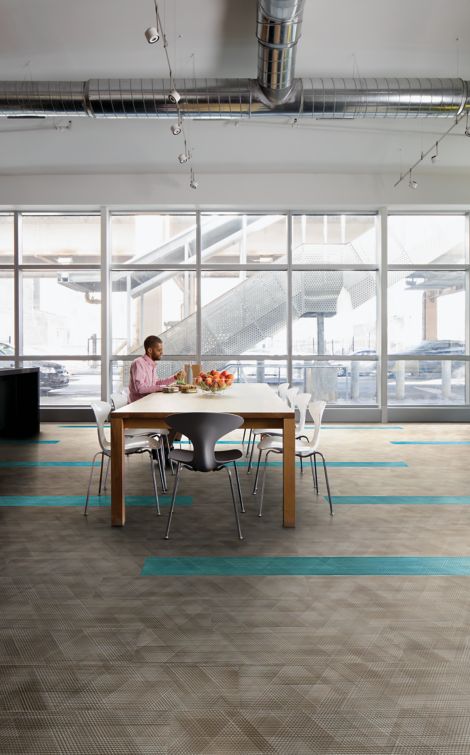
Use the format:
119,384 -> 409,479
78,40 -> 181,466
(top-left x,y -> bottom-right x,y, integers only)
128,354 -> 174,403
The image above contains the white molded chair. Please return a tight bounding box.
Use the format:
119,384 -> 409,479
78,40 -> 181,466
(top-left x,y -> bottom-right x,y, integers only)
244,382 -> 290,456
278,382 -> 289,400
84,400 -> 164,516
110,390 -> 172,488
254,400 -> 334,517
246,385 -> 299,472
252,391 -> 311,493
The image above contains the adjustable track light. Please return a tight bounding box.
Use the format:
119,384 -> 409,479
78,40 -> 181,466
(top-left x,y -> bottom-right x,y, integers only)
408,176 -> 418,189
170,122 -> 182,135
177,152 -> 189,164
145,26 -> 159,44
431,142 -> 439,163
189,169 -> 198,189
169,89 -> 181,104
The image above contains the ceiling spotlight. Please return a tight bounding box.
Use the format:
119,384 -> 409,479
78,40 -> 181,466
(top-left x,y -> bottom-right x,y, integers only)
465,127 -> 470,137
177,152 -> 189,164
431,142 -> 439,163
145,26 -> 159,44
169,89 -> 181,104
408,177 -> 418,189
189,169 -> 198,189
170,122 -> 182,135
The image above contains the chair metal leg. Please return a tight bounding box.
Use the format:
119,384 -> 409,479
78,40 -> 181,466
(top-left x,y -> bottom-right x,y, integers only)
164,463 -> 181,538
164,435 -> 175,475
247,432 -> 257,473
226,467 -> 244,540
148,451 -> 161,516
233,461 -> 245,513
245,429 -> 253,457
313,454 -> 319,492
97,454 -> 105,495
258,450 -> 274,517
155,444 -> 167,493
242,428 -> 247,447
309,455 -> 316,490
103,456 -> 110,490
252,448 -> 263,494
315,451 -> 334,516
84,451 -> 102,515
299,456 -> 303,474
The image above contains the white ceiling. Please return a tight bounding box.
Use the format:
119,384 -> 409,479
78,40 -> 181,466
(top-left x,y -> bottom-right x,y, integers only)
1,0 -> 470,177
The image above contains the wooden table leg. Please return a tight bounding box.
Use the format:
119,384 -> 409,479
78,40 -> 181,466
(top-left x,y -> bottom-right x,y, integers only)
111,416 -> 125,526
282,416 -> 295,527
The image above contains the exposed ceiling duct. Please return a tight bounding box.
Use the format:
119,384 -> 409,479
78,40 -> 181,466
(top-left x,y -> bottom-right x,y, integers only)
0,0 -> 468,121
256,0 -> 306,102
0,77 -> 467,119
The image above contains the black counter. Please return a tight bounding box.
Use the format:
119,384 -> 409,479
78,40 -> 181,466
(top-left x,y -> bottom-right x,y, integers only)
0,367 -> 40,437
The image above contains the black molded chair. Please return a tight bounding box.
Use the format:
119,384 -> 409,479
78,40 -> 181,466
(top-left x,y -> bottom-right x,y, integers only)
164,412 -> 245,540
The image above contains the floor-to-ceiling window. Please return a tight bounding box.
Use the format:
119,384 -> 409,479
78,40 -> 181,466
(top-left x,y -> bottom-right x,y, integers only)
2,209 -> 469,418
16,214 -> 102,405
387,215 -> 468,406
110,213 -> 197,391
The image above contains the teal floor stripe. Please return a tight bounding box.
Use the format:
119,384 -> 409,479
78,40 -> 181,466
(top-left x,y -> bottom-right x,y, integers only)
237,460 -> 408,468
391,441 -> 470,445
0,461 -> 101,468
0,495 -> 191,507
59,425 -> 109,429
0,439 -> 59,444
319,425 -> 403,430
330,496 -> 470,505
142,556 -> 470,576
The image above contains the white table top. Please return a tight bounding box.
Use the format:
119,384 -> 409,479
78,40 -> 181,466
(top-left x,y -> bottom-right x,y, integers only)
111,383 -> 294,419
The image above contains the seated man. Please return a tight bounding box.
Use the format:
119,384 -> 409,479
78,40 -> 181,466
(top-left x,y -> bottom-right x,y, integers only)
129,335 -> 185,456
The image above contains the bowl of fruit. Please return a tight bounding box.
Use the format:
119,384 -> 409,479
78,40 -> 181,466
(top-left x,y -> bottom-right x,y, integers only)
196,370 -> 234,394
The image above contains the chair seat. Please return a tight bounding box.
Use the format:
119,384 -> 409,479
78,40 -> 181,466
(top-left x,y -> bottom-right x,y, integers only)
215,448 -> 243,463
257,436 -> 318,456
169,447 -> 243,466
125,427 -> 169,437
103,435 -> 162,456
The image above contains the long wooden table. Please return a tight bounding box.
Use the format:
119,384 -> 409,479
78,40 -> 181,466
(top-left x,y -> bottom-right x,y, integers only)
110,383 -> 296,527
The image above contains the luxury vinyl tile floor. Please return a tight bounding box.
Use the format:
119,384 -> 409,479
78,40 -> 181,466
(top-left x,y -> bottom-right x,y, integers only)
1,423 -> 470,754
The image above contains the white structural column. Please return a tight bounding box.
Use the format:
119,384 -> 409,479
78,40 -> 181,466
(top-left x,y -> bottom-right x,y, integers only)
13,212 -> 22,367
287,212 -> 293,386
100,207 -> 110,400
379,208 -> 388,422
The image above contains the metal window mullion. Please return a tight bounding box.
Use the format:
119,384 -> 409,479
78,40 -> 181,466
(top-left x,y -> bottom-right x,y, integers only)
100,207 -> 110,401
19,354 -> 103,360
17,264 -> 102,271
196,210 -> 202,365
287,212 -> 293,385
387,264 -> 469,272
379,208 -> 388,422
14,212 -> 22,367
466,213 -> 470,404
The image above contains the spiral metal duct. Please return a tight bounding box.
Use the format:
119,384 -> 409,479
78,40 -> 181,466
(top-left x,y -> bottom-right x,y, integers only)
0,0 -> 468,120
0,77 -> 467,119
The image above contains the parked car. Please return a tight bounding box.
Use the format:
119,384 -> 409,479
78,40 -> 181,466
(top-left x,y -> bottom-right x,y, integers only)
0,342 -> 69,393
390,340 -> 465,378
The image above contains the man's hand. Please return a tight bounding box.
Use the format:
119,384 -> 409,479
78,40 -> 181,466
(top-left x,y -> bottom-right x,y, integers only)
174,369 -> 186,383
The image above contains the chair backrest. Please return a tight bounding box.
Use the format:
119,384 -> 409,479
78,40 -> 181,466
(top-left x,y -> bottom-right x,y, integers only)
278,382 -> 289,400
307,400 -> 326,450
286,386 -> 299,408
295,392 -> 311,433
110,390 -> 128,410
91,401 -> 112,452
166,412 -> 244,472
